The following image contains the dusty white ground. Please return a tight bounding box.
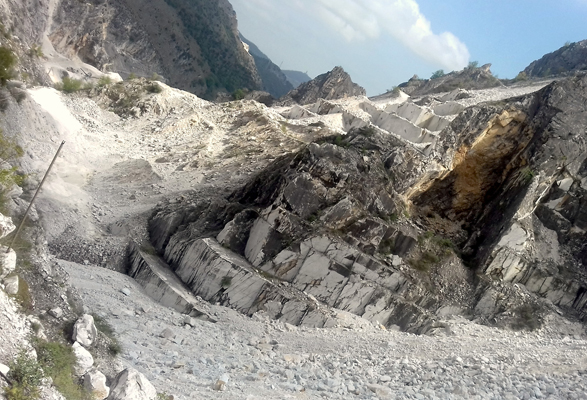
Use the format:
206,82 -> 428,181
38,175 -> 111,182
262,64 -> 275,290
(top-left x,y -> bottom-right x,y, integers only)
63,260 -> 587,399
3,79 -> 586,399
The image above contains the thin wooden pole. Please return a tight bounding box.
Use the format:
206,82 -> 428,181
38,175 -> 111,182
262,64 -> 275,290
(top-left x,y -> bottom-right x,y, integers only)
6,141 -> 65,252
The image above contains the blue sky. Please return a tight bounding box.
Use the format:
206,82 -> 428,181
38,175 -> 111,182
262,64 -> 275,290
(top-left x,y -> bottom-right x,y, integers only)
229,0 -> 587,96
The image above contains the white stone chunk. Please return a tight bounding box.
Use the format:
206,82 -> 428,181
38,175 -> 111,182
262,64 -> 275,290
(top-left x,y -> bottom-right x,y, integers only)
73,314 -> 98,347
72,341 -> 94,376
107,368 -> 157,400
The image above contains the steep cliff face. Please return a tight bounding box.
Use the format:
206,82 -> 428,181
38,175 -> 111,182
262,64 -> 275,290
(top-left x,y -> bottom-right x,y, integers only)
280,66 -> 366,105
48,0 -> 262,98
412,74 -> 587,317
240,35 -> 293,98
523,40 -> 587,78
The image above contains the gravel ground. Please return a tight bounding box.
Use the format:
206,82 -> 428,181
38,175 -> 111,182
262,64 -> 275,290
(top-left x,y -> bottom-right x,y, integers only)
62,260 -> 587,400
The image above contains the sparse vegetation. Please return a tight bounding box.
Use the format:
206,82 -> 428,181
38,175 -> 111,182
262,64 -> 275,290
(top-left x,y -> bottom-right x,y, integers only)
0,46 -> 17,85
0,127 -> 25,213
513,72 -> 528,82
407,232 -> 457,272
35,340 -> 92,400
518,167 -> 535,185
14,275 -> 33,312
4,350 -> 44,400
91,313 -> 122,355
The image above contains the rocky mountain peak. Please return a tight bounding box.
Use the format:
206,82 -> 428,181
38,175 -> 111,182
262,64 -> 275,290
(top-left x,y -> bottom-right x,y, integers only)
523,39 -> 587,78
280,66 -> 366,105
399,64 -> 502,96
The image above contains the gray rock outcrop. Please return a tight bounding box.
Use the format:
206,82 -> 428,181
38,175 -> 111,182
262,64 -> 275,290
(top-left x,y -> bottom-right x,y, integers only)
280,66 -> 366,105
107,368 -> 157,400
143,73 -> 587,333
399,64 -> 502,96
523,39 -> 587,78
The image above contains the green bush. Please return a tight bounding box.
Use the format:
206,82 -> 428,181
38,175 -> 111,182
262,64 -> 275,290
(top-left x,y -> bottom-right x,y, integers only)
232,89 -> 245,100
28,45 -> 43,58
430,70 -> 445,79
0,46 -> 16,86
97,76 -> 112,87
4,350 -> 43,400
55,77 -> 83,93
466,61 -> 479,70
146,83 -> 162,93
221,276 -> 232,288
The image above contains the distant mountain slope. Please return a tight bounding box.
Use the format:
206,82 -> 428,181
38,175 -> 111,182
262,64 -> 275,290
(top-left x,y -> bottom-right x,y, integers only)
523,40 -> 587,78
283,70 -> 312,88
240,35 -> 293,98
398,64 -> 502,96
280,66 -> 365,105
48,0 -> 262,99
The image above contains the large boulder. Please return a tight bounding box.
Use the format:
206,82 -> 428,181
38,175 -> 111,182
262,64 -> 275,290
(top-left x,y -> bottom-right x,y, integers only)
84,369 -> 110,400
107,368 -> 157,400
72,314 -> 97,347
72,341 -> 94,376
0,213 -> 15,239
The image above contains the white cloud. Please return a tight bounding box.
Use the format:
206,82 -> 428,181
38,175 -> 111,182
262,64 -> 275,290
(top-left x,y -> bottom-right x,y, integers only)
309,0 -> 470,71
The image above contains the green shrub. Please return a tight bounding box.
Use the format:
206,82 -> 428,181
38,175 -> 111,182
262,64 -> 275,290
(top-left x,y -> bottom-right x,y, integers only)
466,61 -> 479,70
232,89 -> 245,100
146,83 -> 162,93
55,77 -> 83,93
0,46 -> 16,86
430,70 -> 445,79
221,276 -> 232,288
97,76 -> 112,87
28,45 -> 43,58
4,350 -> 43,400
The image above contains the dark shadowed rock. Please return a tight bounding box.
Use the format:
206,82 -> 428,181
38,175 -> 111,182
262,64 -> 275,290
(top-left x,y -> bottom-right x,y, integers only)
399,64 -> 502,96
280,66 -> 366,105
523,40 -> 587,78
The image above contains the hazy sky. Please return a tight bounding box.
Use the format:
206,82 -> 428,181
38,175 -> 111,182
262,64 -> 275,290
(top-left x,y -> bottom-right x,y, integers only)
229,0 -> 587,96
